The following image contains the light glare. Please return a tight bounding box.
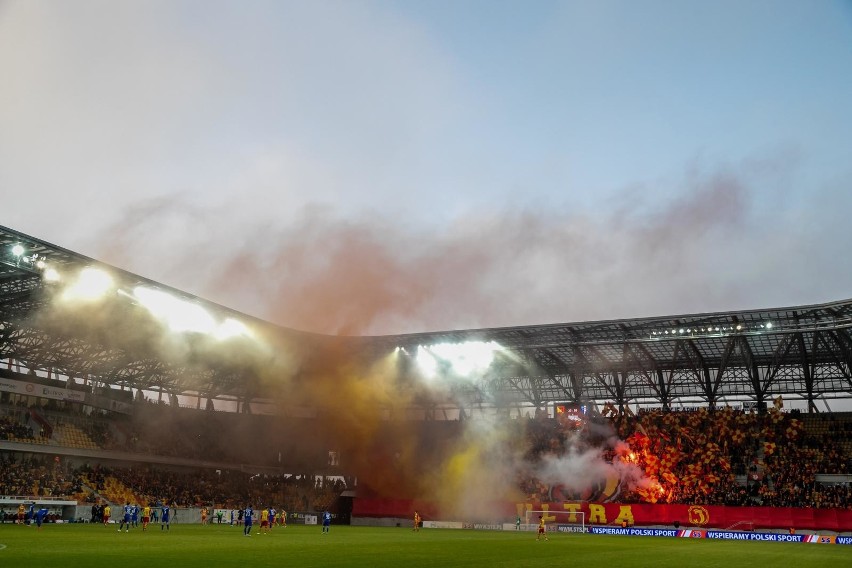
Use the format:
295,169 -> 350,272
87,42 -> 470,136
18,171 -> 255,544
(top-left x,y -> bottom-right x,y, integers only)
63,268 -> 113,301
416,347 -> 438,378
215,318 -> 252,339
133,287 -> 216,334
43,268 -> 61,282
424,341 -> 501,377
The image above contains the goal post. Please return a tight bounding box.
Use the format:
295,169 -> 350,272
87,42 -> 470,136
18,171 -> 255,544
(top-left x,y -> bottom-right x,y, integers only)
523,510 -> 586,533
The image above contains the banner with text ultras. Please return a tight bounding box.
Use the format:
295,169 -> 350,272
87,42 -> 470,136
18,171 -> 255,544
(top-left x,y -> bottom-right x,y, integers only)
352,499 -> 852,532
512,502 -> 852,532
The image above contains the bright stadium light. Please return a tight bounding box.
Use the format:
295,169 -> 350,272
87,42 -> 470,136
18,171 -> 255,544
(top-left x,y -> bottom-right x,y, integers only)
63,267 -> 114,301
215,318 -> 252,340
133,286 -> 216,334
43,267 -> 61,283
11,244 -> 24,257
765,322 -> 773,329
133,287 -> 175,318
169,302 -> 216,334
426,341 -> 501,376
416,346 -> 439,378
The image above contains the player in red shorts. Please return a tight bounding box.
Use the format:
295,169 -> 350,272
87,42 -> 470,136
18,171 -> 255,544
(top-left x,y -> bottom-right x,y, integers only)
142,505 -> 151,531
537,515 -> 548,541
259,507 -> 270,534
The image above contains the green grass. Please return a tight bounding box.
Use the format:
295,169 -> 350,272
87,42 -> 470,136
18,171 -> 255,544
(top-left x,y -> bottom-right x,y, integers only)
0,524 -> 849,567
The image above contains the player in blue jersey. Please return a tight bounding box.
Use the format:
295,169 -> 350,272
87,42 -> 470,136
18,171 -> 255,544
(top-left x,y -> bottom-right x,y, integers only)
34,507 -> 49,530
322,511 -> 331,534
118,502 -> 132,532
131,504 -> 139,527
243,505 -> 253,536
27,501 -> 36,525
160,504 -> 171,531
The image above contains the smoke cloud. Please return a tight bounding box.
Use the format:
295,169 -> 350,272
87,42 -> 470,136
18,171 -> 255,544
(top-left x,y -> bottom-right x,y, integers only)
84,162 -> 812,338
32,164 -> 811,518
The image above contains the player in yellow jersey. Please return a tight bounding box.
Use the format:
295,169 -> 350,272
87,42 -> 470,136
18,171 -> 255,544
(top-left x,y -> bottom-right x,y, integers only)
17,503 -> 25,524
413,511 -> 421,532
537,515 -> 548,541
142,505 -> 151,531
281,509 -> 287,528
102,504 -> 111,526
259,507 -> 270,534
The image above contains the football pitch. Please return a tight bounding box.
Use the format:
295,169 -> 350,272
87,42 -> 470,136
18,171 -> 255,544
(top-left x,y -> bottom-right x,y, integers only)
0,524 -> 849,567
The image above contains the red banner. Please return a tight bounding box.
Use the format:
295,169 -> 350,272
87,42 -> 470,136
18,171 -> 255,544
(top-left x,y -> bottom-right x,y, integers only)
352,499 -> 852,532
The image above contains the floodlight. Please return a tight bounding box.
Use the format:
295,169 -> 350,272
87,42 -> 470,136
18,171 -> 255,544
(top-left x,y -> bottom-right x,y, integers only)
63,267 -> 113,301
43,268 -> 61,283
11,244 -> 24,257
215,318 -> 252,340
427,341 -> 500,376
766,322 -> 773,329
416,347 -> 438,378
133,287 -> 172,316
169,302 -> 215,334
133,286 -> 215,334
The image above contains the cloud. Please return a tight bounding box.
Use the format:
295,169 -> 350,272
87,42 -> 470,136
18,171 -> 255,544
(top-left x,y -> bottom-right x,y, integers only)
79,158 -> 852,338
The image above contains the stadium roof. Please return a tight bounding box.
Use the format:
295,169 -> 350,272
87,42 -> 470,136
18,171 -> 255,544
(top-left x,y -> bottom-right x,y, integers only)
2,224 -> 851,414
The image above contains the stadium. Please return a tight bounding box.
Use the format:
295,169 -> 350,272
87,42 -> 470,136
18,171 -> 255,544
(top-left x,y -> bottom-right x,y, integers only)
1,223 -> 851,563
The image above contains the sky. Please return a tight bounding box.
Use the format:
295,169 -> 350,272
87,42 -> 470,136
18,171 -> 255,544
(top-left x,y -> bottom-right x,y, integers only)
1,0 -> 851,336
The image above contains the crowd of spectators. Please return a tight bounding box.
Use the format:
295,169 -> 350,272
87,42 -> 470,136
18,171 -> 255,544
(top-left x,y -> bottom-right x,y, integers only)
516,406 -> 852,509
83,463 -> 351,512
0,453 -> 84,497
2,398 -> 851,512
0,415 -> 35,441
0,452 -> 351,514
